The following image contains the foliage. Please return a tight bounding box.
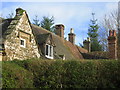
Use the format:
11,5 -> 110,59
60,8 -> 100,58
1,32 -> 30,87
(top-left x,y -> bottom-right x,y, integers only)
88,13 -> 102,51
40,16 -> 55,32
99,9 -> 118,51
2,59 -> 120,88
2,61 -> 34,88
33,15 -> 40,26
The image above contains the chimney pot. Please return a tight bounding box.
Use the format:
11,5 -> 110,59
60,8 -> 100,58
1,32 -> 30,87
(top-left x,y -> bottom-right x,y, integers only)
109,30 -> 113,36
113,30 -> 116,36
16,8 -> 25,16
70,28 -> 74,33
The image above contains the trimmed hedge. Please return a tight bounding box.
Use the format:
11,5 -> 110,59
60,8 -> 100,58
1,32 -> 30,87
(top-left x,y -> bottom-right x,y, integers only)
2,61 -> 34,88
2,59 -> 120,88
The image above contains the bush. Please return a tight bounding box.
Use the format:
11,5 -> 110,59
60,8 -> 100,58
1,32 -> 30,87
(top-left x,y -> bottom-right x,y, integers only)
2,61 -> 34,88
2,59 -> 120,88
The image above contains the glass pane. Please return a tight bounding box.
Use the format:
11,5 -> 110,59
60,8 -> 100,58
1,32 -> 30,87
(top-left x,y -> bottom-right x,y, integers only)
50,46 -> 53,57
46,45 -> 48,56
50,46 -> 52,56
21,40 -> 24,46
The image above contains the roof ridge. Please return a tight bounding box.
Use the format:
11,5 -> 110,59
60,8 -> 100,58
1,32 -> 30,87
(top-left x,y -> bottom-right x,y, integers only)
31,24 -> 52,33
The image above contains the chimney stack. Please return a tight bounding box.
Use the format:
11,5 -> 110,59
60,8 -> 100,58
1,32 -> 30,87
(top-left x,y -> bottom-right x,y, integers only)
55,24 -> 64,38
118,1 -> 120,59
68,28 -> 76,44
16,8 -> 25,16
83,37 -> 91,52
108,30 -> 117,60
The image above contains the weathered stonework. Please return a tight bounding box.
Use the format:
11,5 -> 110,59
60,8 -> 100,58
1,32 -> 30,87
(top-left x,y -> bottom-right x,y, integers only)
55,24 -> 64,38
118,1 -> 120,59
3,9 -> 40,61
83,37 -> 91,52
108,30 -> 117,60
68,28 -> 76,44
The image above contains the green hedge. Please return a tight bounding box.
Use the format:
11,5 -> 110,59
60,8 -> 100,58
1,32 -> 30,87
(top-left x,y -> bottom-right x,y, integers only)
2,59 -> 120,88
2,61 -> 34,88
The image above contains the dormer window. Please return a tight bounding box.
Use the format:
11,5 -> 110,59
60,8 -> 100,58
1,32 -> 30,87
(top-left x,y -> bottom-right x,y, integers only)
20,38 -> 26,48
45,44 -> 53,59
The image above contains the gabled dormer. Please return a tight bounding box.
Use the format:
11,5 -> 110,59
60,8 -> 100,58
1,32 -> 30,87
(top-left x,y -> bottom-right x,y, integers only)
36,33 -> 55,59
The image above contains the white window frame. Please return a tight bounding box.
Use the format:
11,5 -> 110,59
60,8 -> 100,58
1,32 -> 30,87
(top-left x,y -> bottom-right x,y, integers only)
45,44 -> 53,59
20,38 -> 26,48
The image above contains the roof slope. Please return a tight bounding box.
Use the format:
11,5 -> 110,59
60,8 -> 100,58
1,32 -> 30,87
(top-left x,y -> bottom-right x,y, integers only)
0,18 -> 13,44
32,24 -> 88,60
1,16 -> 88,60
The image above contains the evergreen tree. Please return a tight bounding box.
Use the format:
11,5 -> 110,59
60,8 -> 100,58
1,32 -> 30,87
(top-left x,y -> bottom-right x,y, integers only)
40,16 -> 54,32
33,15 -> 40,26
88,13 -> 102,51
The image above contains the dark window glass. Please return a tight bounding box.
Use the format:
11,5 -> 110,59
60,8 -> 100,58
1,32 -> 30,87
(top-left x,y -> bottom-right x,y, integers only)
46,45 -> 48,55
50,46 -> 52,56
21,40 -> 24,46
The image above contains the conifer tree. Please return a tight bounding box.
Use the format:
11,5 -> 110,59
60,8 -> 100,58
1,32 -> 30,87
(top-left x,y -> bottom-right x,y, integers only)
33,15 -> 40,26
40,16 -> 54,32
88,13 -> 102,51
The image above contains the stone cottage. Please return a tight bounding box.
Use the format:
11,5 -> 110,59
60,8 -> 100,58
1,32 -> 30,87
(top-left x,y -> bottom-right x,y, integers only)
0,8 -> 119,61
0,8 -> 88,61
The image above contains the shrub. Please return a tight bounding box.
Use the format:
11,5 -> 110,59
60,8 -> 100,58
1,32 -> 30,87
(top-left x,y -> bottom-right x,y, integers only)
2,61 -> 34,88
2,59 -> 120,88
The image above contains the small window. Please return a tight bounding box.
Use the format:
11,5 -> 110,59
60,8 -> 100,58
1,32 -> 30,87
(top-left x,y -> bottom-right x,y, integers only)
45,44 -> 53,59
20,38 -> 26,48
46,45 -> 49,56
0,44 -> 4,51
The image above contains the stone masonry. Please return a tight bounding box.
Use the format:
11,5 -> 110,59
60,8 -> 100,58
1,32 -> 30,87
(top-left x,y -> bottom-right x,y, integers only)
3,8 -> 40,60
68,28 -> 76,44
108,30 -> 117,60
55,24 -> 64,38
83,37 -> 91,52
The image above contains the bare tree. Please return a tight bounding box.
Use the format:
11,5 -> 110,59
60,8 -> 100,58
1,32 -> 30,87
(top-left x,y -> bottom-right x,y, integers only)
99,9 -> 118,51
6,12 -> 14,19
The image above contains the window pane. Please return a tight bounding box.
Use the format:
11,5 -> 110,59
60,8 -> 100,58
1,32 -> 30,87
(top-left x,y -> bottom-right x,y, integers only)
50,46 -> 52,56
50,46 -> 53,57
21,40 -> 24,46
51,46 -> 53,57
46,45 -> 48,56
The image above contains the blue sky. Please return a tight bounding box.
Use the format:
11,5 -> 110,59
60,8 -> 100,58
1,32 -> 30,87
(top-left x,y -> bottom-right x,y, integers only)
0,1 -> 118,45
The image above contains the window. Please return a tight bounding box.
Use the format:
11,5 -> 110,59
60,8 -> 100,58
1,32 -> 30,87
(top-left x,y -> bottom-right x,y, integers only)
0,44 -> 4,51
20,38 -> 26,48
45,44 -> 53,59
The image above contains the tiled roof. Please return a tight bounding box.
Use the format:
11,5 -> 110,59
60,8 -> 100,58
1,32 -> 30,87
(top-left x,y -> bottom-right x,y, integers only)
1,17 -> 88,60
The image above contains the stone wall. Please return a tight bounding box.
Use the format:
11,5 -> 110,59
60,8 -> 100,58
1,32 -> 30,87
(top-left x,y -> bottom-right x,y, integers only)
4,10 -> 40,60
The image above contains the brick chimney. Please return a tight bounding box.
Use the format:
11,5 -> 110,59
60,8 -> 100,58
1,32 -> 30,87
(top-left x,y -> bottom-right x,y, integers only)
68,28 -> 76,44
108,30 -> 117,60
55,24 -> 64,38
83,37 -> 91,52
118,1 -> 120,59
